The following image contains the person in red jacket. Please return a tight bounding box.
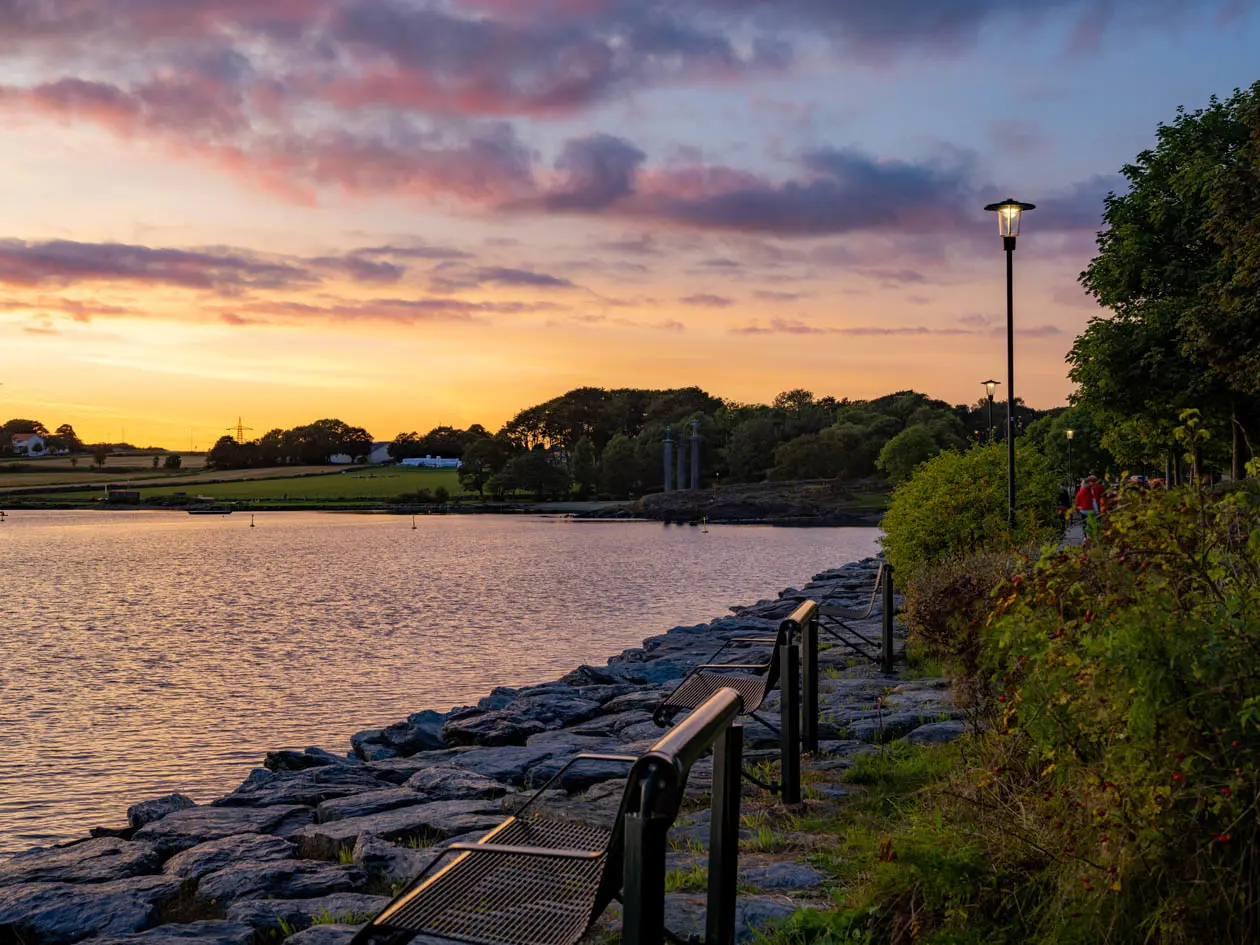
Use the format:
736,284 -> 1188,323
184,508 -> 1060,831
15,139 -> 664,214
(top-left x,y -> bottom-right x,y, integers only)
1075,476 -> 1100,523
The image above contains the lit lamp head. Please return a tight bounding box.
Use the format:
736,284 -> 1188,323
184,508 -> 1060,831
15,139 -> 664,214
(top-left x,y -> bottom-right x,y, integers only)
984,198 -> 1035,249
1065,429 -> 1075,441
982,379 -> 1000,399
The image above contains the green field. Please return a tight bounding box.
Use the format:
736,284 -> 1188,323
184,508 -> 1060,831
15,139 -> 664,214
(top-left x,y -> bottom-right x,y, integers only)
138,468 -> 464,502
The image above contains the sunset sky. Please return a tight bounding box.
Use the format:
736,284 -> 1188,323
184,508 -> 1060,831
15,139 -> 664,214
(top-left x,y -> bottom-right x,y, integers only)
1,1 -> 1258,447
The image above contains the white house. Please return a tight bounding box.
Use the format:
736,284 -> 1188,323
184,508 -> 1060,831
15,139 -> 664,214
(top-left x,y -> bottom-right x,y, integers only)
11,433 -> 47,456
399,455 -> 461,469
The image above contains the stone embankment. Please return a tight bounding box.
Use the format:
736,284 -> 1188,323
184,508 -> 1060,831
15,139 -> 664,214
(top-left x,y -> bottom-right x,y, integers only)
0,558 -> 959,945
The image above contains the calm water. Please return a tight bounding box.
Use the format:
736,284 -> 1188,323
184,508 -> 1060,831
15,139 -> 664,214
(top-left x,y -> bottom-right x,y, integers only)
0,511 -> 878,853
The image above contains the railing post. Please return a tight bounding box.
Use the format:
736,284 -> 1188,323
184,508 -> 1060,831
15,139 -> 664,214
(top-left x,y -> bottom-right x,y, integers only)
623,790 -> 668,945
881,564 -> 896,675
802,611 -> 818,754
780,640 -> 801,805
706,723 -> 743,945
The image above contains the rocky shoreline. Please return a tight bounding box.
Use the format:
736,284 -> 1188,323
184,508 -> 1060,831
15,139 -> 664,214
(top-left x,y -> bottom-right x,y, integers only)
0,557 -> 959,945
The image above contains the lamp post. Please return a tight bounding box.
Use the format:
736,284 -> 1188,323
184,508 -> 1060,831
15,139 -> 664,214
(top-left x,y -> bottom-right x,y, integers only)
984,198 -> 1035,530
1065,429 -> 1075,492
981,379 -> 1000,442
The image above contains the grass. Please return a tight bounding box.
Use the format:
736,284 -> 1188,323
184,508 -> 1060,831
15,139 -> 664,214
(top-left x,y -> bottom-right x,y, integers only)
665,863 -> 709,893
752,739 -> 1055,945
136,468 -> 464,502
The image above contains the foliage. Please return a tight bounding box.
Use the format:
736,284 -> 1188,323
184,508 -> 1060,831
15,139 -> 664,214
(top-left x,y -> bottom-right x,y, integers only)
768,433 -> 848,481
963,484 -> 1260,942
569,435 -> 598,498
903,547 -> 1031,689
1073,83 -> 1260,476
458,435 -> 513,498
163,454 -> 182,470
880,443 -> 1060,576
389,424 -> 489,462
490,448 -> 572,500
875,425 -> 941,483
1020,408 -> 1113,486
208,419 -> 374,468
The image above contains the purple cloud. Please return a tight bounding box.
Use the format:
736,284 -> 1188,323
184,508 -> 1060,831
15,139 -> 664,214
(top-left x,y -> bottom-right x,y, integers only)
680,293 -> 734,307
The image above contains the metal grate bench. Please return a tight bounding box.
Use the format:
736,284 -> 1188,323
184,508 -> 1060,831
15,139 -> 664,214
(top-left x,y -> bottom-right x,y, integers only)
350,687 -> 746,945
817,562 -> 898,672
652,601 -> 817,804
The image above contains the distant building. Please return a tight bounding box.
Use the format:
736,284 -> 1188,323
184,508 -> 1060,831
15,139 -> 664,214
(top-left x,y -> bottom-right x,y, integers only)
11,433 -> 47,456
331,442 -> 395,465
399,455 -> 461,469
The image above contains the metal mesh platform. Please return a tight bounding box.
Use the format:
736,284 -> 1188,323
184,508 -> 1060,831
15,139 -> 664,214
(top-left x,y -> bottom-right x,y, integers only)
375,816 -> 613,945
660,671 -> 767,715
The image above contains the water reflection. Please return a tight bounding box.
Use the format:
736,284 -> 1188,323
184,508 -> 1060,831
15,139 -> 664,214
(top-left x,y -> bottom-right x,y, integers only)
0,511 -> 878,852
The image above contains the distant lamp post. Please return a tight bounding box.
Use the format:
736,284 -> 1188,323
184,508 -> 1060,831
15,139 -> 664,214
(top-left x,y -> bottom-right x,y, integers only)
984,197 -> 1035,529
1065,429 -> 1075,490
981,379 -> 1000,442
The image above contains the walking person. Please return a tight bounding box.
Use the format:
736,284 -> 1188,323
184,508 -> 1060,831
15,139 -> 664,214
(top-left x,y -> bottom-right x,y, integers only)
1075,475 -> 1100,525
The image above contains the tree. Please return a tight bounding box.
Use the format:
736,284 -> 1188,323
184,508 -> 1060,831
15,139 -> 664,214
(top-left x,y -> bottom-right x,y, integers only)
164,454 -> 182,470
768,434 -> 847,481
876,425 -> 940,483
152,455 -> 160,468
1076,85 -> 1260,476
458,436 -> 514,498
343,426 -> 373,464
69,456 -> 78,468
498,449 -> 571,500
599,434 -> 641,498
725,417 -> 781,482
47,423 -> 83,453
91,446 -> 109,469
206,435 -> 242,469
570,436 -> 598,498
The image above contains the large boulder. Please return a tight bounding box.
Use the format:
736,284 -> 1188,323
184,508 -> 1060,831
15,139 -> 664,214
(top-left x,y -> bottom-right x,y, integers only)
293,800 -> 503,861
439,713 -> 547,748
196,861 -> 363,904
443,746 -> 575,786
265,748 -> 360,772
0,838 -> 160,887
225,893 -> 389,934
0,876 -> 182,945
127,795 -> 197,830
378,710 -> 447,755
349,730 -> 396,762
163,834 -> 296,882
364,749 -> 472,784
403,766 -> 511,802
93,921 -> 255,945
442,694 -> 601,747
214,766 -> 385,808
0,882 -> 155,944
351,835 -> 436,884
316,788 -> 424,823
283,925 -> 362,945
133,805 -> 315,856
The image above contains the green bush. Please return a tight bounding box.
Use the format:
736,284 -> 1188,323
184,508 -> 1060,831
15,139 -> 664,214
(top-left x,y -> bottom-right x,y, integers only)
903,547 -> 1032,694
879,443 -> 1059,576
875,424 -> 941,483
971,485 -> 1260,942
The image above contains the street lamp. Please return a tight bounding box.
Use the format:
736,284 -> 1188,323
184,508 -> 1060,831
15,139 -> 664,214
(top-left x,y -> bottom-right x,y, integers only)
1065,429 -> 1075,491
981,379 -> 1000,442
984,197 -> 1035,529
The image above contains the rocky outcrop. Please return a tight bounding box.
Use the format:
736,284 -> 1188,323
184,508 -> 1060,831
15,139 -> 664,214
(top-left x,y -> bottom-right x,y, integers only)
126,796 -> 197,830
132,806 -> 315,856
292,799 -> 504,861
0,839 -> 160,887
93,920 -> 255,945
163,835 -> 296,882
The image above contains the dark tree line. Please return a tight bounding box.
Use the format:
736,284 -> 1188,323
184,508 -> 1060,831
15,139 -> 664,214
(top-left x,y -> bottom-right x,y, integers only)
207,419 -> 373,468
